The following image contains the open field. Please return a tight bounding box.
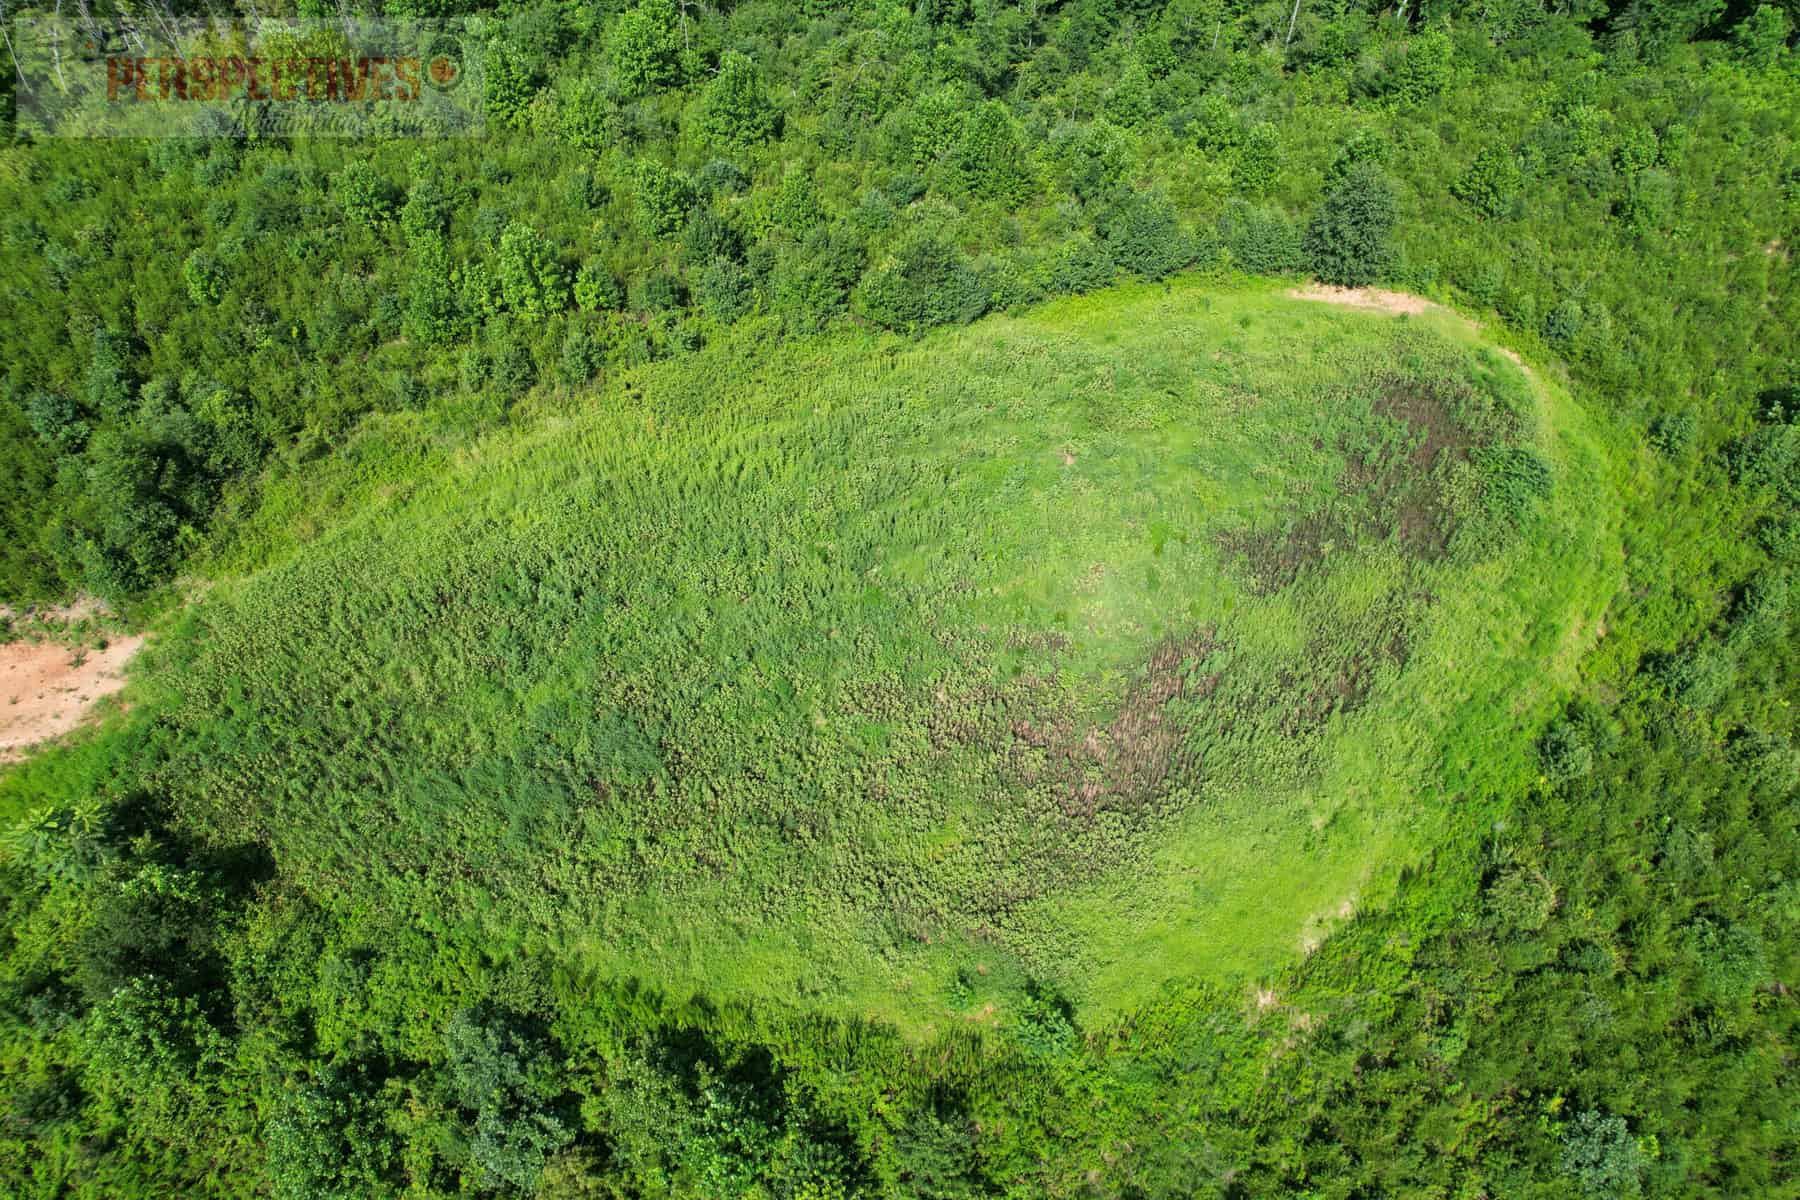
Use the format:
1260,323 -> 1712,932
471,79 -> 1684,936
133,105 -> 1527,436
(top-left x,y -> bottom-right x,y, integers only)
54,280 -> 1615,1034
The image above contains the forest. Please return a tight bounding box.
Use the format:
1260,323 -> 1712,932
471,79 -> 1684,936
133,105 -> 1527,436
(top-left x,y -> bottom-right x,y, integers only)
0,0 -> 1796,1196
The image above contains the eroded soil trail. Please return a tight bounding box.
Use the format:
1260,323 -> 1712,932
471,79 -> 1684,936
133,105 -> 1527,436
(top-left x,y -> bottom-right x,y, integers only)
0,625 -> 143,762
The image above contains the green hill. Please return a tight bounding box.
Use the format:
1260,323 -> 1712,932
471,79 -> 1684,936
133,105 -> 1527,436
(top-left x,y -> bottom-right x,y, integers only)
108,280 -> 1620,1033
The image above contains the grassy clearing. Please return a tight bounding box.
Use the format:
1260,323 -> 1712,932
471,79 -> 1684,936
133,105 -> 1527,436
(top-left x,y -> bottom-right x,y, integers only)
96,279 -> 1620,1032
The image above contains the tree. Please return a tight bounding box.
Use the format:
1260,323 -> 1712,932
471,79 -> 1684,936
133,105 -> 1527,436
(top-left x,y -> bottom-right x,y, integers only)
633,160 -> 695,237
852,233 -> 987,333
610,0 -> 685,98
1732,4 -> 1793,67
444,1007 -> 574,1194
1218,201 -> 1304,275
266,1062 -> 402,1200
183,250 -> 227,304
575,259 -> 626,313
1304,161 -> 1397,287
1452,146 -> 1524,220
405,232 -> 461,344
955,102 -> 1031,202
1098,192 -> 1191,279
497,222 -> 570,321
336,161 -> 400,228
696,258 -> 757,323
1559,1110 -> 1650,1199
701,52 -> 779,145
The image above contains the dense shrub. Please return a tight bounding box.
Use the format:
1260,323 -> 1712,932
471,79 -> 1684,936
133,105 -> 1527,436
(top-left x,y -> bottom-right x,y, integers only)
853,233 -> 987,332
1219,201 -> 1305,274
700,52 -> 779,145
1304,161 -> 1397,287
1097,192 -> 1191,279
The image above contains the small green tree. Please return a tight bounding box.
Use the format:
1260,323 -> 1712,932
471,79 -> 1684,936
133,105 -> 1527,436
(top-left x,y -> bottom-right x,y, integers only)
1304,161 -> 1397,287
1452,146 -> 1523,219
1559,1110 -> 1650,1200
610,0 -> 685,98
575,259 -> 625,312
336,161 -> 400,227
405,232 -> 461,344
1732,4 -> 1792,68
445,1007 -> 574,1195
696,257 -> 757,323
633,160 -> 695,237
266,1062 -> 402,1200
496,222 -> 570,320
1099,192 -> 1192,279
955,102 -> 1031,202
182,250 -> 227,304
701,52 -> 779,145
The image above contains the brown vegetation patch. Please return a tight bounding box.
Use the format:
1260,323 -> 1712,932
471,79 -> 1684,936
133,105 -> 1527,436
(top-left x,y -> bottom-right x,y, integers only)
1271,605 -> 1415,735
1219,375 -> 1489,587
1007,628 -> 1221,819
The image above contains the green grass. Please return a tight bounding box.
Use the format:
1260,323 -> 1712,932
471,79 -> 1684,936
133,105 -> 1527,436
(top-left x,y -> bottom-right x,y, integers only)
81,278 -> 1620,1036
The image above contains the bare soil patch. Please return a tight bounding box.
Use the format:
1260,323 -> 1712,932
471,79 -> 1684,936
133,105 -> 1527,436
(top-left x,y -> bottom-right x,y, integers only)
1288,283 -> 1434,315
1289,284 -> 1535,380
1,633 -> 144,762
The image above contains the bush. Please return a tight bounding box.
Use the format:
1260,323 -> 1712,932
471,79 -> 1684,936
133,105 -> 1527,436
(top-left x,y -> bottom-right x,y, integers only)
265,1062 -> 400,1200
1041,235 -> 1117,295
183,250 -> 227,304
696,159 -> 750,198
1486,865 -> 1557,933
955,101 -> 1031,202
1097,192 -> 1190,279
496,222 -> 569,321
336,161 -> 400,227
1648,410 -> 1696,456
1452,146 -> 1524,220
610,0 -> 685,98
1539,718 -> 1594,782
404,232 -> 461,344
1219,201 -> 1304,275
557,323 -> 607,388
1304,161 -> 1397,287
700,52 -> 779,145
853,233 -> 988,333
696,258 -> 757,323
770,226 -> 866,332
1559,1110 -> 1649,1200
634,270 -> 687,313
25,392 -> 88,452
1234,122 -> 1281,196
682,210 -> 745,268
634,161 -> 695,238
575,259 -> 625,313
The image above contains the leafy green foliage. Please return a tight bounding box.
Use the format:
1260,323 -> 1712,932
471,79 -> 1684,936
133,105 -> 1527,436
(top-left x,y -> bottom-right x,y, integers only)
0,3 -> 1797,1197
609,0 -> 685,99
700,52 -> 778,146
1305,161 -> 1398,287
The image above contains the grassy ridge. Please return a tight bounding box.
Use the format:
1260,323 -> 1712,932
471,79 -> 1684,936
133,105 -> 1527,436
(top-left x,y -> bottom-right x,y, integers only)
98,280 -> 1620,1036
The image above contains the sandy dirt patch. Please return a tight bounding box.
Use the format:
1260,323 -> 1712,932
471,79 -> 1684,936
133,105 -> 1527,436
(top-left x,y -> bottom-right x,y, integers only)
1,633 -> 144,762
1288,283 -> 1434,315
1288,284 -> 1534,378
